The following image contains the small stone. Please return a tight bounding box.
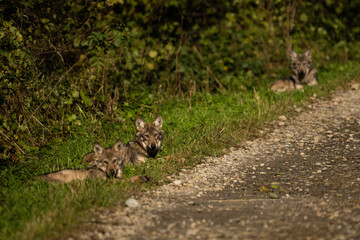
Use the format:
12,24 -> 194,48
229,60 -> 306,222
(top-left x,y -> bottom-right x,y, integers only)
174,180 -> 182,185
125,198 -> 140,208
269,193 -> 279,199
278,121 -> 286,126
186,228 -> 199,236
279,115 -> 287,121
350,82 -> 360,90
295,107 -> 302,113
314,136 -> 321,144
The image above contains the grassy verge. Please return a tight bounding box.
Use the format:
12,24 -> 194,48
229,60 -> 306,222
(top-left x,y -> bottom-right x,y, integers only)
1,61 -> 359,240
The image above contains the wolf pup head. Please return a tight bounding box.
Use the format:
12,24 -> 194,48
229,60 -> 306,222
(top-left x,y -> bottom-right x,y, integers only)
92,140 -> 125,179
291,50 -> 314,81
135,116 -> 164,158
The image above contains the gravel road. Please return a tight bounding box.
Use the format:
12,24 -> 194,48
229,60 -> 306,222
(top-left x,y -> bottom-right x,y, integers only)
67,86 -> 360,240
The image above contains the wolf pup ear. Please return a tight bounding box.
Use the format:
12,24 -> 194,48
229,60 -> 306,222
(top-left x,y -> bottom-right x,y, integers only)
93,143 -> 105,155
136,117 -> 146,131
112,139 -> 123,152
304,49 -> 312,60
153,116 -> 163,129
290,51 -> 298,61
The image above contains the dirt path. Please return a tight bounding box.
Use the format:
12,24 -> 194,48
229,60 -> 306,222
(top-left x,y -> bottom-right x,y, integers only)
67,87 -> 360,240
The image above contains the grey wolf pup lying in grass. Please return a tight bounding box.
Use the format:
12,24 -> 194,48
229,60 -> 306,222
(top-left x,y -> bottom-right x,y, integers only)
124,116 -> 164,165
38,140 -> 124,183
271,50 -> 318,93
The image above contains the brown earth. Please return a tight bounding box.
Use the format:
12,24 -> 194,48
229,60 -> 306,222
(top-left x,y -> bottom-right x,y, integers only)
66,87 -> 360,240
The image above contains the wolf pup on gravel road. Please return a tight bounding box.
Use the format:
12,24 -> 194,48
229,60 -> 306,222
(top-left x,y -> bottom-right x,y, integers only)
124,116 -> 164,165
37,140 -> 125,183
271,50 -> 318,93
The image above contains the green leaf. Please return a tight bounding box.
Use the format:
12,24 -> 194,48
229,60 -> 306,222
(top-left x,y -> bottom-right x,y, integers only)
40,18 -> 50,24
72,90 -> 79,98
269,193 -> 279,199
149,50 -> 158,58
80,91 -> 92,107
259,186 -> 270,192
300,13 -> 308,22
64,98 -> 73,105
73,37 -> 82,47
19,125 -> 28,132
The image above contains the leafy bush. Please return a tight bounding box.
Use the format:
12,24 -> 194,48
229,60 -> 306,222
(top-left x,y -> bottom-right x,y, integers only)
1,0 -> 360,161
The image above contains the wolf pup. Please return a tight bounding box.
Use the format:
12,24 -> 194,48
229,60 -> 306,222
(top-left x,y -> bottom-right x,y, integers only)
271,50 -> 318,93
83,140 -> 125,179
38,140 -> 125,183
37,167 -> 107,183
124,116 -> 164,165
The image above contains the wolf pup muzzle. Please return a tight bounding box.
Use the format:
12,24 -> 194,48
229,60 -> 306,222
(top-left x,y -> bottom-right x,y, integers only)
147,145 -> 159,158
298,70 -> 306,80
108,169 -> 116,178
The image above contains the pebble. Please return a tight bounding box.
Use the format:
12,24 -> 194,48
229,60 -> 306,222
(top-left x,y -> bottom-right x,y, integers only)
295,107 -> 302,113
351,82 -> 360,90
279,115 -> 287,121
174,180 -> 182,185
278,121 -> 286,126
125,198 -> 140,208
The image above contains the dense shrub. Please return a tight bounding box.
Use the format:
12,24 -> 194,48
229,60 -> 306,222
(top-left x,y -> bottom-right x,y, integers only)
1,0 -> 359,161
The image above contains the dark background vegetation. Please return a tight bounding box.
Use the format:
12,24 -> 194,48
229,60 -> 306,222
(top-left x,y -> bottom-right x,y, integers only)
1,0 -> 360,161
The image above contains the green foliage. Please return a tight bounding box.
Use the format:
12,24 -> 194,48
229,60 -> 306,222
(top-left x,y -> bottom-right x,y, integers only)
1,0 -> 360,160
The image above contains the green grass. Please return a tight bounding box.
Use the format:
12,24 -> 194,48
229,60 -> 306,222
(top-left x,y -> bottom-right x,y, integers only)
0,61 -> 359,240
